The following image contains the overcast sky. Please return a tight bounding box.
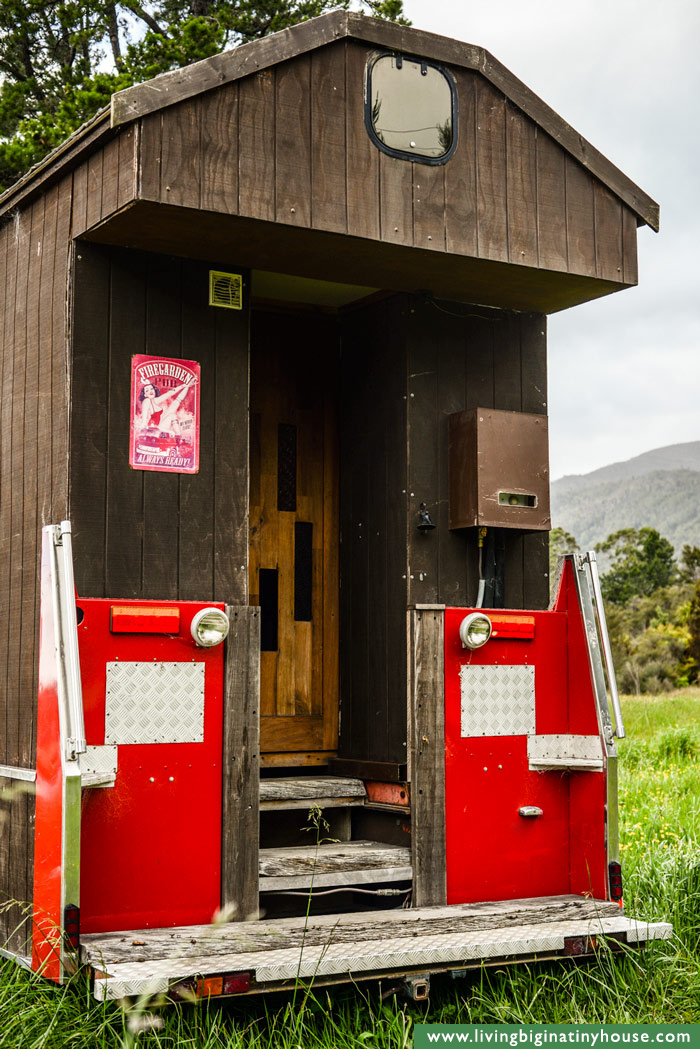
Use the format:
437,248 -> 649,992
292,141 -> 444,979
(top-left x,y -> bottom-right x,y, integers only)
403,0 -> 699,479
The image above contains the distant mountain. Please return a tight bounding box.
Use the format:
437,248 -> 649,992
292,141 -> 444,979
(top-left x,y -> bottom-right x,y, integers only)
551,442 -> 700,553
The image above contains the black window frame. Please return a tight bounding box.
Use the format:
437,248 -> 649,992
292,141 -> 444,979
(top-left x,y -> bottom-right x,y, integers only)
364,51 -> 459,167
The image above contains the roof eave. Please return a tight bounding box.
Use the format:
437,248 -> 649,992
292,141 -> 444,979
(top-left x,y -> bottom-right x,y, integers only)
0,107 -> 112,217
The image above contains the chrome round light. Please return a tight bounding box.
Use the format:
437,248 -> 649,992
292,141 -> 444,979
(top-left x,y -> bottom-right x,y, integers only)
191,607 -> 230,648
459,612 -> 492,650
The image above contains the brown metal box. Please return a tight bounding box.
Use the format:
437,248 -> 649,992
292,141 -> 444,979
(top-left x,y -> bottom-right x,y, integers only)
448,408 -> 550,530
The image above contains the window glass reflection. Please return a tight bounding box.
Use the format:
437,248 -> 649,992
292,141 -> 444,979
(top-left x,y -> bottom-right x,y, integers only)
368,55 -> 455,161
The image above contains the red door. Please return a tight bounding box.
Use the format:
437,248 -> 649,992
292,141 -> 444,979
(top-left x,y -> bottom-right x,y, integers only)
77,599 -> 225,932
444,570 -> 608,904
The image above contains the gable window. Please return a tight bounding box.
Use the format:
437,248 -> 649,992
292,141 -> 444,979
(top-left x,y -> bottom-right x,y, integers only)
365,52 -> 457,165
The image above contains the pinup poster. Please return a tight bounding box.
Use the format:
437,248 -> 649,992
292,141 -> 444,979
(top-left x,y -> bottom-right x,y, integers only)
129,355 -> 200,473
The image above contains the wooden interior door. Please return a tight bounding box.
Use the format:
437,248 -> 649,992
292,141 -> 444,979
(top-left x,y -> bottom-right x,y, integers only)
249,311 -> 339,761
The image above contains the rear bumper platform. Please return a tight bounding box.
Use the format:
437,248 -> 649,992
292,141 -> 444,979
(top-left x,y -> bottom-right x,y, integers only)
80,895 -> 671,1001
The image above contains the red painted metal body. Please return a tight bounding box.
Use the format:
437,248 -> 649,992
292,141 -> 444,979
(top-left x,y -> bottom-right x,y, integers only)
444,560 -> 607,905
77,598 -> 225,933
32,529 -> 66,980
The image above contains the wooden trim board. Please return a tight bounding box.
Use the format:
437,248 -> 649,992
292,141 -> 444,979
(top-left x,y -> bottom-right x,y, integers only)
222,605 -> 260,921
408,606 -> 446,907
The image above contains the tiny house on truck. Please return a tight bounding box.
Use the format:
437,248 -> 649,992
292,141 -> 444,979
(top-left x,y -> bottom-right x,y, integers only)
0,11 -> 670,1000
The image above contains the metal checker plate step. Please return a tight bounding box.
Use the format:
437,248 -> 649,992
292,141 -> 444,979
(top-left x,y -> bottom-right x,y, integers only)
87,914 -> 672,1000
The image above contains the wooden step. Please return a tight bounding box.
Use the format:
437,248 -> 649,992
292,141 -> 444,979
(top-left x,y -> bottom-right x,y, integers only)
81,896 -> 671,1000
259,776 -> 367,811
259,840 -> 412,890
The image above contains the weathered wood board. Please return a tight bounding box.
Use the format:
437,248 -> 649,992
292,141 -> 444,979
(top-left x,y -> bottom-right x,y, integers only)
80,895 -> 630,963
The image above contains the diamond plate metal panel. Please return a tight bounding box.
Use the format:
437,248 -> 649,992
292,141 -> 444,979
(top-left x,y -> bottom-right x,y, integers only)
90,916 -> 672,1000
81,745 -> 118,777
104,662 -> 205,744
528,734 -> 604,770
460,664 -> 535,737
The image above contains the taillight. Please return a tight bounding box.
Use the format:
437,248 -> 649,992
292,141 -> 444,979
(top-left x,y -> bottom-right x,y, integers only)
172,971 -> 252,999
608,860 -> 623,903
197,976 -> 224,997
223,972 -> 251,995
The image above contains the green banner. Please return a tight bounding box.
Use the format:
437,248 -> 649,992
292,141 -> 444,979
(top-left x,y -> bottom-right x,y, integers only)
414,1026 -> 700,1049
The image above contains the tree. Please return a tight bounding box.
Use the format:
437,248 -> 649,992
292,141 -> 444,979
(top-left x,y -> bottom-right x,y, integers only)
548,525 -> 579,582
596,527 -> 676,606
687,580 -> 700,683
0,0 -> 408,191
679,544 -> 700,584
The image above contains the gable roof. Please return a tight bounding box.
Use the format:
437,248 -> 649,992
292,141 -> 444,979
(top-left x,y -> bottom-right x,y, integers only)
0,11 -> 658,231
109,10 -> 658,232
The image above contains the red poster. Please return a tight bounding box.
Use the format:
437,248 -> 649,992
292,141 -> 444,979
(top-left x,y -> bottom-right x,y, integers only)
129,355 -> 200,473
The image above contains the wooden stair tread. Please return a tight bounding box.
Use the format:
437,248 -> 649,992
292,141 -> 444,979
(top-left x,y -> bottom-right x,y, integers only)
258,839 -> 412,890
81,896 -> 624,964
259,776 -> 367,809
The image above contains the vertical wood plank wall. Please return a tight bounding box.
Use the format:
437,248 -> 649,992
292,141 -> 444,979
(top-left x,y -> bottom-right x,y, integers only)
339,298 -> 409,767
0,179 -> 73,949
338,294 -> 548,767
139,41 -> 638,288
405,300 -> 550,612
68,244 -> 249,603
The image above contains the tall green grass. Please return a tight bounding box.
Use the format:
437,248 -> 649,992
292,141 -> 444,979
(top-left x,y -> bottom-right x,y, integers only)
3,688 -> 700,1046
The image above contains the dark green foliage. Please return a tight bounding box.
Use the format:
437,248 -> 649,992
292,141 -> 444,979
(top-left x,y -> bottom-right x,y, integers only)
548,525 -> 579,580
606,589 -> 693,694
686,580 -> 700,683
596,527 -> 676,606
0,0 -> 408,192
679,544 -> 700,583
555,524 -> 694,694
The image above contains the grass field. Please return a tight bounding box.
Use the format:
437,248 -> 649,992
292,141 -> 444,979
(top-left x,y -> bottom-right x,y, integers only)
3,688 -> 700,1047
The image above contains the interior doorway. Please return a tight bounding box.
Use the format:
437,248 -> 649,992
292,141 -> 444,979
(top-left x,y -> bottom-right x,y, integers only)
249,310 -> 340,764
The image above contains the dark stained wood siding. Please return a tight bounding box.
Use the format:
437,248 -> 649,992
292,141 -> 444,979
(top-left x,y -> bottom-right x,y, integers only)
68,244 -> 249,604
338,294 -> 548,766
134,41 -> 637,289
40,124 -> 140,243
338,298 -> 408,766
0,172 -> 74,950
405,298 -> 549,612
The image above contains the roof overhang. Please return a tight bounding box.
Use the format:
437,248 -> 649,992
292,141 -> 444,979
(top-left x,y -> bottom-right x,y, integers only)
80,199 -> 634,315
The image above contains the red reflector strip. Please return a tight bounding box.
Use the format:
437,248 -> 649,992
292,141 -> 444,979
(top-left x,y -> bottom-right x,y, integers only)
608,860 -> 624,902
63,904 -> 80,950
489,614 -> 536,639
110,605 -> 181,634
